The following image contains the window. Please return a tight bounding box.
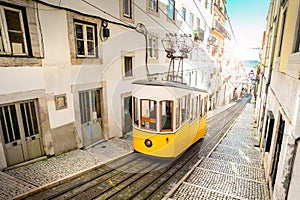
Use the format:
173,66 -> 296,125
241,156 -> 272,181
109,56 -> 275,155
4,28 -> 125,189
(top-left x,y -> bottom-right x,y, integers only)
140,99 -> 157,131
182,7 -> 186,21
294,21 -> 300,52
294,6 -> 300,53
160,101 -> 173,131
175,98 -> 180,129
0,5 -> 28,55
148,0 -> 158,12
79,89 -> 102,124
74,22 -> 96,57
199,97 -> 203,118
189,13 -> 194,28
196,18 -> 200,30
278,9 -> 286,56
133,97 -> 139,126
181,95 -> 188,123
123,0 -> 132,18
148,36 -> 158,59
191,97 -> 198,121
124,56 -> 133,77
167,0 -> 175,20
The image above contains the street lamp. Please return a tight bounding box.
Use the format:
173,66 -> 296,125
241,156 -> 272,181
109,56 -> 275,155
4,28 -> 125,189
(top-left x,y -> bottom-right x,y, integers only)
161,33 -> 194,83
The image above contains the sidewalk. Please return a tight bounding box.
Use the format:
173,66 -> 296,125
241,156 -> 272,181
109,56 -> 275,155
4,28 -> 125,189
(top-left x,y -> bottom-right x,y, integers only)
0,101 -> 236,200
1,138 -> 133,200
164,103 -> 270,199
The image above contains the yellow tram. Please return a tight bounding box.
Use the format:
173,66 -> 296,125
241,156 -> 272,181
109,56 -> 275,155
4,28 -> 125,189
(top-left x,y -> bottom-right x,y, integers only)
132,80 -> 208,158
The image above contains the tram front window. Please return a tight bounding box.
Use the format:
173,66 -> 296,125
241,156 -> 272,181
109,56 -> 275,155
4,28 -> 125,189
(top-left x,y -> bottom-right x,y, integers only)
140,99 -> 157,130
161,101 -> 173,132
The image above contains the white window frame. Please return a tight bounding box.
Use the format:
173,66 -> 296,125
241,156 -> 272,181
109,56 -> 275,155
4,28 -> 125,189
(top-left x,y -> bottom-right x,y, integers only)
74,22 -> 96,58
0,5 -> 28,56
123,0 -> 132,18
189,13 -> 194,28
148,36 -> 158,59
122,52 -> 135,79
148,0 -> 158,12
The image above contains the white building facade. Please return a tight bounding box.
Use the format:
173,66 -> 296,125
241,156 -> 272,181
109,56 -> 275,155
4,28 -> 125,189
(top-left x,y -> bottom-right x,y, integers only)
0,0 -> 217,169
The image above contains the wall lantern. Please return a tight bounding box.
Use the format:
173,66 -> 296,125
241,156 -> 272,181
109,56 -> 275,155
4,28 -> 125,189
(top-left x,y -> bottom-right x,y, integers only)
101,20 -> 110,41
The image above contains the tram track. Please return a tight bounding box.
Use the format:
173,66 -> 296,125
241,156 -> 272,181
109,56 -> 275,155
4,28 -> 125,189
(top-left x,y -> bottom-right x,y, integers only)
24,96 -> 251,200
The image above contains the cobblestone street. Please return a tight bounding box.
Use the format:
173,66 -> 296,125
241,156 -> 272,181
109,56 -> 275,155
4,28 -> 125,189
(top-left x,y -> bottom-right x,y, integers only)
166,104 -> 270,200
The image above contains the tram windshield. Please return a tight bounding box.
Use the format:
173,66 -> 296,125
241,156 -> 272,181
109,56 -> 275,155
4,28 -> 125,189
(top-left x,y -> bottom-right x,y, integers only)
160,101 -> 173,132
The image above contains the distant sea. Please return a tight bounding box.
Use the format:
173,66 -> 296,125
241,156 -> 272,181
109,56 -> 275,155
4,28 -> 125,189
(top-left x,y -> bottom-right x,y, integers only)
242,60 -> 260,69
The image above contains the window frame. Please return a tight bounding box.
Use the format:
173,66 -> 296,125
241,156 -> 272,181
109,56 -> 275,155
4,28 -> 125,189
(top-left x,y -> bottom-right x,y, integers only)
148,0 -> 158,12
148,36 -> 158,60
167,0 -> 175,21
122,52 -> 135,79
140,99 -> 157,131
182,7 -> 186,21
160,100 -> 173,132
123,0 -> 132,18
74,21 -> 97,58
0,5 -> 28,56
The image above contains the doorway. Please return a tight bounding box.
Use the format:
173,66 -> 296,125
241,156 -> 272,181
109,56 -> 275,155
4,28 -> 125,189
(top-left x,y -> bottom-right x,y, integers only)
270,114 -> 285,190
79,89 -> 104,147
0,100 -> 44,166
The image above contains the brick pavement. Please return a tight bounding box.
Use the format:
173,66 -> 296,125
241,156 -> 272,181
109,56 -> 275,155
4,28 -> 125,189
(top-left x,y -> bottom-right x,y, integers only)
165,103 -> 270,200
0,101 -> 237,200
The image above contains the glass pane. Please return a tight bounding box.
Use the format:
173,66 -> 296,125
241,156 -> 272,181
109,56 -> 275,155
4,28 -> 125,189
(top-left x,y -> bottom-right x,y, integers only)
123,0 -> 130,16
0,29 -> 5,52
10,105 -> 20,140
76,40 -> 84,56
75,24 -> 83,39
141,100 -> 149,118
8,32 -> 25,54
4,106 -> 13,143
0,108 -> 9,143
86,26 -> 94,40
168,0 -> 174,19
87,41 -> 95,56
30,101 -> 39,134
92,89 -> 101,118
20,103 -> 29,137
161,101 -> 172,130
124,57 -> 133,77
134,97 -> 139,125
5,10 -> 22,31
79,92 -> 90,124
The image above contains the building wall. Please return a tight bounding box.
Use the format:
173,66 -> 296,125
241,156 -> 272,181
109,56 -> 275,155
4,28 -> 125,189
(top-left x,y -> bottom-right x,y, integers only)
0,0 -> 220,168
255,0 -> 300,199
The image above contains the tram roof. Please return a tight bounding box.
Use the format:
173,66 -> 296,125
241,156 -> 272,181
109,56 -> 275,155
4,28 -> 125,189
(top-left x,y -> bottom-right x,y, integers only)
132,79 -> 208,93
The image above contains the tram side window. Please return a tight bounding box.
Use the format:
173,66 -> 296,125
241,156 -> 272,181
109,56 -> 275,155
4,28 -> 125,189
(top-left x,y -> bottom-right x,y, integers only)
193,97 -> 198,120
161,101 -> 173,131
199,98 -> 203,118
140,99 -> 157,130
175,99 -> 180,129
181,96 -> 187,123
204,96 -> 208,115
133,97 -> 139,126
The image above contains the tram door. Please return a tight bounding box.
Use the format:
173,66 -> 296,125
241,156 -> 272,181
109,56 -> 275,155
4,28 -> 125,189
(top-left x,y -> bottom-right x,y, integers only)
0,100 -> 44,166
270,114 -> 285,190
79,89 -> 104,147
123,96 -> 132,135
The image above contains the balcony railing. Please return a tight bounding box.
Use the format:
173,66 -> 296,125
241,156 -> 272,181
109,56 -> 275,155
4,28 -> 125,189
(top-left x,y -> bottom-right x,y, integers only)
194,29 -> 205,42
213,20 -> 228,38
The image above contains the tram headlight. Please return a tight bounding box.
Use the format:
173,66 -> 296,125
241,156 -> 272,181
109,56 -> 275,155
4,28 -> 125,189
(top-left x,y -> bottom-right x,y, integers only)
144,139 -> 152,147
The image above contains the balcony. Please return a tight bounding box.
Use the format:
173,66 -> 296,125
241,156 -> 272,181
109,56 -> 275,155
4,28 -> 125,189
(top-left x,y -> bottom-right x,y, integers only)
194,29 -> 205,42
212,20 -> 228,39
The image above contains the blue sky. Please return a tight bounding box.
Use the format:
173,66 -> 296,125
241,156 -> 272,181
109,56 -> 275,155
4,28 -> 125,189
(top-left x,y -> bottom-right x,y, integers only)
226,0 -> 270,60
